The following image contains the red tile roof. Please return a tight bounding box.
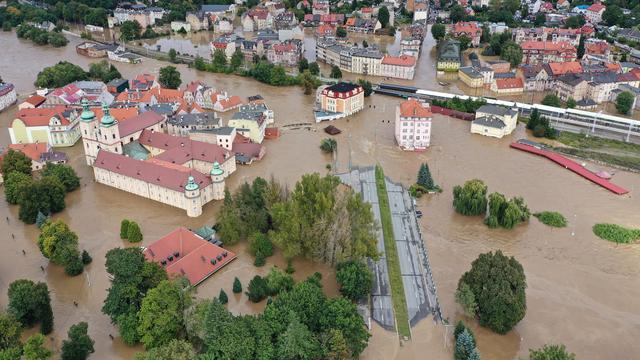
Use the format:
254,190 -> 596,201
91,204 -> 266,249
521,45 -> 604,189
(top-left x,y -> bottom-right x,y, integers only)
153,88 -> 185,103
139,129 -> 231,164
143,227 -> 237,285
8,143 -> 48,161
14,106 -> 72,127
495,77 -> 524,90
585,41 -> 610,55
452,22 -> 480,35
547,61 -> 583,76
521,41 -> 576,52
94,150 -> 212,193
399,98 -> 432,118
382,54 -> 416,67
587,3 -> 605,12
118,111 -> 164,137
115,89 -> 156,103
216,95 -> 243,111
92,106 -> 139,122
23,95 -> 46,107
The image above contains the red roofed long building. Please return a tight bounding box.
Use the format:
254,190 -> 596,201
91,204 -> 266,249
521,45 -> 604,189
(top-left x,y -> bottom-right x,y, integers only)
450,22 -> 482,47
9,106 -> 81,147
143,227 -> 236,285
521,41 -> 577,65
80,99 -> 235,217
395,98 -> 432,151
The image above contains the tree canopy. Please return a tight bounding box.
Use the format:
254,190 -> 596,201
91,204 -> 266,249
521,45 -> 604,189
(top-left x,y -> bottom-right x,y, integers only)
7,279 -> 54,334
35,61 -> 88,88
615,91 -> 634,115
458,251 -> 527,334
61,322 -> 95,360
453,179 -> 488,216
1,149 -> 32,181
42,163 -> 80,192
336,260 -> 372,302
137,279 -> 190,349
528,344 -> 576,360
159,66 -> 182,89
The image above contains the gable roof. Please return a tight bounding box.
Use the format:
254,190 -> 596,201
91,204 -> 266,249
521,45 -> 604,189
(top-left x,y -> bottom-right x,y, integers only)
118,111 -> 164,137
139,129 -> 231,165
14,106 -> 72,127
399,99 -> 432,118
494,77 -> 524,90
546,61 -> 583,76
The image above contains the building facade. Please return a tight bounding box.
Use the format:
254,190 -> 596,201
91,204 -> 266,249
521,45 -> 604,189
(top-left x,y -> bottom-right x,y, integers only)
0,83 -> 17,112
317,83 -> 365,118
395,98 -> 432,150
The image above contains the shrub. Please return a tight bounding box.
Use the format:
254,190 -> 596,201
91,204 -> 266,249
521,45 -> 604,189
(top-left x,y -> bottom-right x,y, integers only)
65,257 -> 84,276
529,344 -> 576,360
249,232 -> 274,267
218,289 -> 228,305
455,281 -> 477,318
246,275 -> 269,303
232,277 -> 242,293
592,223 -> 640,244
81,250 -> 93,265
453,179 -> 487,216
336,260 -> 372,302
265,267 -> 294,296
533,211 -> 567,228
127,221 -> 143,243
120,219 -> 130,239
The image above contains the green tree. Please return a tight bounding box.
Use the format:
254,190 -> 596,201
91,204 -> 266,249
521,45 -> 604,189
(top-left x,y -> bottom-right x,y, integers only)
277,312 -> 321,360
120,219 -> 130,239
566,98 -> 576,109
298,57 -> 309,73
116,312 -> 140,345
38,219 -> 80,268
120,20 -> 142,41
218,289 -> 228,305
457,35 -> 471,52
246,275 -> 269,303
378,6 -> 390,28
501,42 -> 523,68
336,260 -> 372,302
357,79 -> 373,97
134,339 -> 197,360
217,189 -> 243,245
61,322 -> 94,360
159,66 -> 181,89
168,48 -> 177,63
431,23 -> 446,41
541,94 -> 562,107
42,163 -> 80,192
417,163 -> 435,190
1,149 -> 32,181
35,61 -> 88,91
387,26 -> 396,37
455,328 -> 479,360
265,266 -> 294,296
326,329 -> 351,360
230,49 -> 244,70
450,5 -> 466,22
459,251 -> 526,334
36,212 -> 50,229
193,56 -> 207,71
249,232 -> 274,266
526,108 -> 540,130
0,313 -> 21,352
336,27 -> 347,38
23,334 -> 52,360
330,65 -> 342,79
320,138 -> 337,154
127,221 -> 143,243
603,5 -> 623,26
309,62 -> 320,76
576,36 -> 585,59
137,280 -> 189,349
528,344 -> 576,360
299,70 -> 319,95
565,15 -> 585,29
616,91 -> 634,115
88,60 -> 121,83
18,176 -> 66,223
534,12 -> 546,26
453,179 -> 488,216
4,171 -> 32,205
455,281 -> 477,318
7,279 -> 54,334
212,48 -> 227,69
233,277 -> 242,293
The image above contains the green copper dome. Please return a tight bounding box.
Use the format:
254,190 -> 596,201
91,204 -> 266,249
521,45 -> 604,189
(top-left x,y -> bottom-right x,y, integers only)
100,103 -> 116,127
210,162 -> 224,176
80,98 -> 95,122
185,176 -> 199,191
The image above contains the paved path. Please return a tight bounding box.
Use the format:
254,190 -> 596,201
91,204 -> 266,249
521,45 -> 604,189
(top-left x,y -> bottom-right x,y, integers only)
338,167 -> 395,331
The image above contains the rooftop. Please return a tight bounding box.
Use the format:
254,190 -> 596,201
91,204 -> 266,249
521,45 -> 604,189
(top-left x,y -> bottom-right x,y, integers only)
399,99 -> 432,118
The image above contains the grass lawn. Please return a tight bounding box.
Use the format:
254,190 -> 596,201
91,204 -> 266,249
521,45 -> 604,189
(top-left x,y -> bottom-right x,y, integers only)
593,223 -> 640,244
374,165 -> 411,339
556,132 -> 640,153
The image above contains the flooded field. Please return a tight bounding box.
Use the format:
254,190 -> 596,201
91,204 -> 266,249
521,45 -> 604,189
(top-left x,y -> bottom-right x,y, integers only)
0,31 -> 639,359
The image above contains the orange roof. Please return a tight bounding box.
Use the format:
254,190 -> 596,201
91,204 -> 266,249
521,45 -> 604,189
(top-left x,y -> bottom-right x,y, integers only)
399,98 -> 432,118
382,54 -> 416,67
587,3 -> 605,12
452,22 -> 480,35
521,41 -> 576,52
495,78 -> 524,90
91,106 -> 139,122
605,62 -> 621,72
154,88 -> 185,103
14,106 -> 71,127
547,61 -> 582,76
8,143 -> 48,161
23,95 -> 46,107
217,95 -> 243,110
585,41 -> 610,55
143,227 -> 237,286
345,18 -> 356,26
115,89 -> 156,103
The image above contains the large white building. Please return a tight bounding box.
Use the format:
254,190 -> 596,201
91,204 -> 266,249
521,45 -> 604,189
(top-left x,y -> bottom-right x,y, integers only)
79,100 -> 235,217
470,105 -> 518,138
395,98 -> 432,151
0,83 -> 17,112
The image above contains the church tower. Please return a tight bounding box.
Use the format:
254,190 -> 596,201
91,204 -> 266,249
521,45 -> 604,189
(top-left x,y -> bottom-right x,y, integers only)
99,103 -> 122,155
184,176 -> 203,217
79,98 -> 97,165
210,161 -> 225,200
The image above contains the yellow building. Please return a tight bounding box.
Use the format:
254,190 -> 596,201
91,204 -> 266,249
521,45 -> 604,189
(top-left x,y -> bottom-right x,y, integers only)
458,67 -> 484,88
9,106 -> 80,147
317,82 -> 365,121
227,103 -> 270,143
437,39 -> 461,72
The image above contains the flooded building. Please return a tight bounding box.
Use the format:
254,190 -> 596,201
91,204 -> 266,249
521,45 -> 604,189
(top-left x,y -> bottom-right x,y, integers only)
521,41 -> 577,65
471,105 -> 518,138
437,39 -> 461,72
0,82 -> 16,112
395,98 -> 432,150
316,82 -> 365,122
9,106 -> 81,147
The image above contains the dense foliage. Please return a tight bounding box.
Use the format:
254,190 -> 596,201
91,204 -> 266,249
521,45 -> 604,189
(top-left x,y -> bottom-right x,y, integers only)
16,24 -> 68,47
336,260 -> 372,302
431,97 -> 487,113
454,321 -> 480,360
248,232 -> 274,266
453,179 -> 488,216
159,66 -> 182,89
484,192 -> 530,229
1,149 -> 32,182
458,251 -> 527,334
35,61 -> 88,88
533,211 -> 567,228
615,91 -> 634,115
61,322 -> 94,360
88,60 -> 122,83
42,163 -> 80,192
592,223 -> 640,244
528,344 -> 576,360
526,109 -> 556,139
7,279 -> 54,335
38,219 -> 85,276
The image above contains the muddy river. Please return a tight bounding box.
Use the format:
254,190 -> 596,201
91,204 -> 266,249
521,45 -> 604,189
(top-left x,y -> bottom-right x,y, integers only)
0,30 -> 639,359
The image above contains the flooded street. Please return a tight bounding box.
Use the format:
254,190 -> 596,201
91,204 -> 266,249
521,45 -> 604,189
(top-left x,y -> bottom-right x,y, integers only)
1,30 -> 640,359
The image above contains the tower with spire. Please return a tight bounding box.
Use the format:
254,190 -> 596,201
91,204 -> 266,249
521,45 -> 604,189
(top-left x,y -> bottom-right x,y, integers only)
210,161 -> 226,200
79,98 -> 98,165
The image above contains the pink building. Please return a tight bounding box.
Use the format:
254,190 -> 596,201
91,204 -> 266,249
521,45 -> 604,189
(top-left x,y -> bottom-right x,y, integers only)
395,98 -> 432,151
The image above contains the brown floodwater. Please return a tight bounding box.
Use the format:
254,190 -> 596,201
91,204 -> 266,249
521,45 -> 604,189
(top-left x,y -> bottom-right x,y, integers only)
1,30 -> 639,359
